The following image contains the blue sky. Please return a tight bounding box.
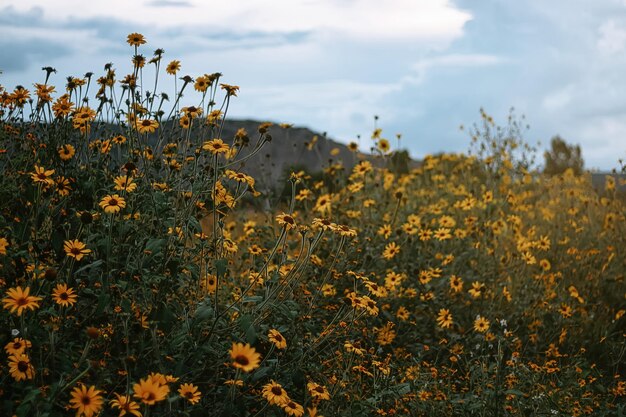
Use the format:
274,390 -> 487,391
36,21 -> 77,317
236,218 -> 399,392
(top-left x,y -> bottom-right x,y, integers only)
1,0 -> 625,170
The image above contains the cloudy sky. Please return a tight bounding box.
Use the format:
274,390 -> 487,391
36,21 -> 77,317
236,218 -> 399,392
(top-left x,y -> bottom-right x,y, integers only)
1,0 -> 626,170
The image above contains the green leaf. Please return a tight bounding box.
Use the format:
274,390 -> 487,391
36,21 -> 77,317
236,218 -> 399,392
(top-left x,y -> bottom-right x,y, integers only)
242,295 -> 263,304
144,238 -> 166,255
74,259 -> 104,275
194,300 -> 214,323
95,293 -> 111,315
215,258 -> 227,277
251,366 -> 272,382
239,314 -> 257,344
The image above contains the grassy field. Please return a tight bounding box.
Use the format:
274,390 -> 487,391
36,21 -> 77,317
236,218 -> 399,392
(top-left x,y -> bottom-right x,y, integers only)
0,34 -> 624,417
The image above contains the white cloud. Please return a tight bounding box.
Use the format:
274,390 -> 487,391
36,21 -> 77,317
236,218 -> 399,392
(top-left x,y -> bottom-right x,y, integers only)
541,85 -> 574,111
5,0 -> 470,41
406,53 -> 502,85
573,116 -> 626,168
597,19 -> 626,53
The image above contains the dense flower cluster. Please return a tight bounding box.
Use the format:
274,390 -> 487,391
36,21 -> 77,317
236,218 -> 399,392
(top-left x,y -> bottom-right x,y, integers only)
0,34 -> 624,417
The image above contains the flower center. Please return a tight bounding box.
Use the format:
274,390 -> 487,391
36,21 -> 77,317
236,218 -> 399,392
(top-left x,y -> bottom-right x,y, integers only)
234,355 -> 249,366
17,361 -> 29,372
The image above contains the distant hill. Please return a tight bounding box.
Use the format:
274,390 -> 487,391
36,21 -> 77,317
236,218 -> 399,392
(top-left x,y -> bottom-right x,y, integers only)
218,119 -> 375,191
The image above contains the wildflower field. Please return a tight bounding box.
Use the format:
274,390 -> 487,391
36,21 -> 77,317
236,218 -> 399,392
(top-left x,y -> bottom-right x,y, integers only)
0,34 -> 625,417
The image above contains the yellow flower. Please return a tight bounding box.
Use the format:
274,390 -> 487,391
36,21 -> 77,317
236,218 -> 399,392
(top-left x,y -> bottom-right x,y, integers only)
181,105 -> 202,118
2,286 -> 42,316
276,213 -> 296,230
64,239 -> 92,261
201,273 -> 217,294
559,304 -> 573,318
10,86 -> 30,107
307,407 -> 323,417
166,60 -> 181,75
468,281 -> 484,298
378,224 -> 392,239
8,353 -> 35,381
194,75 -> 211,92
230,342 -> 261,372
52,94 -> 74,118
133,376 -> 170,405
449,275 -> 463,293
99,194 -> 127,214
4,338 -> 32,356
110,393 -> 142,417
58,144 -> 76,161
314,194 -> 332,215
34,82 -> 55,103
220,83 -> 240,96
114,176 -> 137,192
334,224 -> 357,237
202,138 -> 230,154
307,382 -> 330,400
0,237 -> 8,255
127,33 -> 147,47
178,383 -> 201,404
282,400 -> 304,417
474,316 -> 490,333
437,308 -> 453,329
56,176 -> 72,196
352,160 -> 372,176
262,380 -> 290,405
224,379 -> 243,386
377,138 -> 390,153
268,329 -> 287,349
179,115 -> 191,129
376,321 -> 396,345
382,242 -> 400,260
69,384 -> 104,417
539,258 -> 551,271
433,227 -> 452,240
52,283 -> 78,307
396,306 -> 410,321
135,118 -> 159,134
31,165 -> 55,185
